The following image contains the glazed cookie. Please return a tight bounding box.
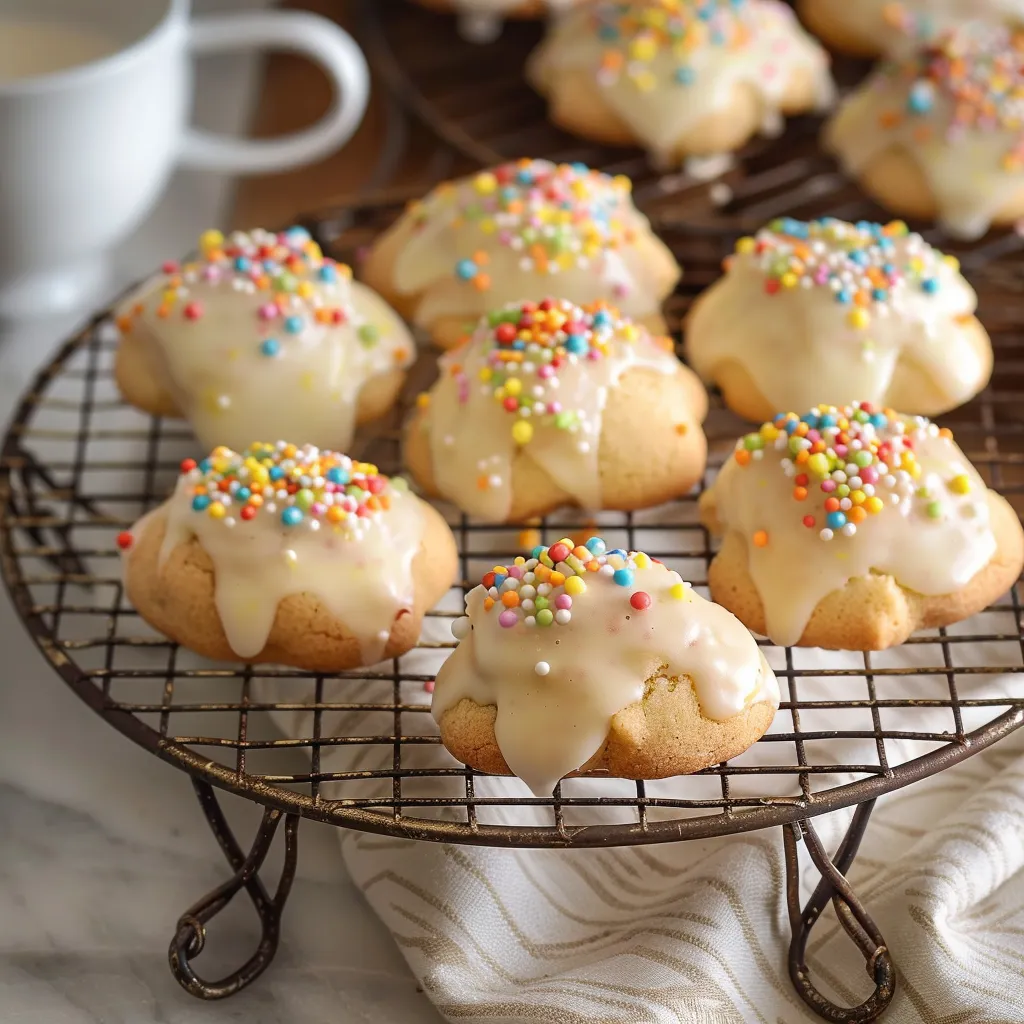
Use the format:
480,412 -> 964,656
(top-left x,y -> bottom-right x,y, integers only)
825,24 -> 1024,239
700,403 -> 1024,650
432,537 -> 780,795
115,227 -> 414,452
527,0 -> 835,166
799,0 -> 1022,57
404,298 -> 708,522
411,0 -> 585,44
685,218 -> 992,421
121,443 -> 458,671
361,159 -> 680,350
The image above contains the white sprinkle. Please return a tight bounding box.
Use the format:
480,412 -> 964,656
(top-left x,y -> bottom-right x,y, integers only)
519,585 -> 536,600
819,528 -> 834,541
534,661 -> 550,676
524,615 -> 537,627
521,599 -> 536,614
842,523 -> 857,537
555,610 -> 572,625
537,582 -> 552,596
309,520 -> 320,531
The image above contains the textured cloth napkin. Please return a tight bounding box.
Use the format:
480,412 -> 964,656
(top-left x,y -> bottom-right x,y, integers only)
257,591 -> 1024,1023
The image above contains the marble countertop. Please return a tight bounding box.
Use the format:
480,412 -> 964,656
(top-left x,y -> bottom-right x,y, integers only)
0,6 -> 440,1021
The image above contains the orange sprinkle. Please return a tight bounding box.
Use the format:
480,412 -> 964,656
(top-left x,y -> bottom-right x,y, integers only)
879,110 -> 903,128
735,450 -> 752,467
752,530 -> 769,548
549,571 -> 566,587
115,314 -> 134,333
519,529 -> 542,550
476,475 -> 489,490
848,506 -> 867,525
586,559 -> 601,572
939,427 -> 954,439
793,486 -> 808,501
501,592 -> 520,608
483,597 -> 495,611
675,423 -> 688,436
472,274 -> 491,291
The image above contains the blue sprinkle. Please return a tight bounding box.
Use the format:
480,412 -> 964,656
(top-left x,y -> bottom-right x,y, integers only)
872,289 -> 888,302
235,487 -> 251,502
192,495 -> 211,512
827,511 -> 848,530
493,574 -> 507,589
674,66 -> 695,85
234,257 -> 250,272
882,263 -> 895,275
455,259 -> 477,281
269,467 -> 285,482
613,568 -> 634,587
921,278 -> 939,294
819,413 -> 836,428
907,82 -> 934,114
608,548 -> 628,558
284,316 -> 303,335
286,225 -> 310,243
592,310 -> 611,328
327,467 -> 349,486
516,169 -> 534,185
585,537 -> 606,556
849,250 -> 868,266
199,459 -> 211,473
532,545 -> 546,559
319,265 -> 337,283
566,333 -> 589,354
597,23 -> 618,40
836,289 -> 852,304
570,161 -> 589,173
260,338 -> 280,357
785,419 -> 800,435
870,413 -> 888,429
281,507 -> 304,527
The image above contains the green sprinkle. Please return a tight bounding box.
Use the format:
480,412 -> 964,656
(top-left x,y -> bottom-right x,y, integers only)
743,433 -> 764,452
357,324 -> 379,347
536,609 -> 554,627
927,501 -> 943,519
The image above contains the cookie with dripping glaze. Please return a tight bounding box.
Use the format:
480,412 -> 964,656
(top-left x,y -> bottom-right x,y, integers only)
526,0 -> 834,166
121,443 -> 458,671
404,298 -> 708,523
361,159 -> 679,350
701,404 -> 1024,650
825,24 -> 1024,240
685,218 -> 992,421
115,227 -> 414,454
432,538 -> 779,795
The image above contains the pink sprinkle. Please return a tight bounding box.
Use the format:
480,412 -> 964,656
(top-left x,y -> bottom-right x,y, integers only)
538,365 -> 555,379
555,594 -> 572,610
821,480 -> 837,493
508,566 -> 523,579
835,444 -> 849,458
860,466 -> 878,485
259,303 -> 278,320
806,429 -> 821,444
587,349 -> 602,360
423,680 -> 435,693
761,63 -> 778,80
814,267 -> 830,285
547,401 -> 562,414
612,283 -> 629,297
203,266 -> 221,283
457,375 -> 470,404
311,502 -> 326,517
498,231 -> 514,246
498,610 -> 518,628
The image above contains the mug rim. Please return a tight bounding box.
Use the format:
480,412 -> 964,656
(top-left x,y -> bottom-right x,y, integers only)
0,0 -> 190,97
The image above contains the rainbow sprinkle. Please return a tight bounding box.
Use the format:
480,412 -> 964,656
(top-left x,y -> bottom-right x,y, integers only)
425,298 -> 673,447
410,160 -> 637,293
729,218 -> 959,330
116,228 -> 372,359
876,23 -> 1024,169
734,402 -> 970,542
587,0 -> 793,92
451,536 -> 691,633
177,443 -> 401,535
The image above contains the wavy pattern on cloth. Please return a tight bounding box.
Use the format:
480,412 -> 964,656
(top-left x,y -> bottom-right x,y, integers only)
254,596 -> 1024,1023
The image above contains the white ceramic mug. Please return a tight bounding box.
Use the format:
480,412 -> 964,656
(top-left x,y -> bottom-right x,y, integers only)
0,0 -> 370,321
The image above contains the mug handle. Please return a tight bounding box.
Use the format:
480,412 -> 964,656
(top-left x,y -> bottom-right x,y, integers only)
180,11 -> 369,176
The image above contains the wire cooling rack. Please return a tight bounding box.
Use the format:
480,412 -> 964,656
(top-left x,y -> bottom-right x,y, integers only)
2,1 -> 1024,1015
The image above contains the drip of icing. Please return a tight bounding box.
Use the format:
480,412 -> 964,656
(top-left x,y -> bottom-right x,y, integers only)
707,404 -> 997,646
116,227 -> 413,453
812,0 -> 1024,55
420,299 -> 683,520
826,24 -> 1024,240
151,443 -> 424,663
686,218 -> 986,413
432,539 -> 779,795
388,159 -> 678,327
529,0 -> 834,160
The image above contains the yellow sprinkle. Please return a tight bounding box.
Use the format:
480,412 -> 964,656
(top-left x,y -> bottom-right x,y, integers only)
622,324 -> 639,342
299,371 -> 315,393
416,393 -> 430,409
474,171 -> 497,195
200,229 -> 224,252
634,552 -> 651,569
735,237 -> 756,255
208,503 -> 226,520
612,174 -> 632,193
511,420 -> 533,446
944,254 -> 960,273
669,583 -> 689,601
807,453 -> 829,478
865,496 -> 884,515
850,489 -> 866,505
564,576 -> 586,597
297,281 -> 314,299
760,423 -> 780,442
505,378 -> 522,397
848,308 -> 870,330
950,474 -> 971,495
629,35 -> 657,61
781,272 -> 798,289
479,367 -> 492,383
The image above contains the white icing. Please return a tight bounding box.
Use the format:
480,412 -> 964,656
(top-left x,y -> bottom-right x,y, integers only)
432,557 -> 779,795
528,0 -> 835,164
825,24 -> 1024,239
420,300 -> 683,521
686,219 -> 987,415
144,445 -> 425,664
118,228 -> 414,453
707,413 -> 997,647
379,160 -> 679,332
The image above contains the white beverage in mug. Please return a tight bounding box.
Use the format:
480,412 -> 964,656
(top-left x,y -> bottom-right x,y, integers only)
0,0 -> 370,321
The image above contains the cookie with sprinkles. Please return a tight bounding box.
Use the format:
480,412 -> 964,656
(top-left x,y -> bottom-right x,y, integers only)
432,536 -> 779,795
799,0 -> 1023,58
361,159 -> 679,350
685,217 -> 992,421
826,23 -> 1024,238
404,298 -> 708,522
700,403 -> 1024,649
121,442 -> 458,671
527,0 -> 834,166
114,227 -> 415,453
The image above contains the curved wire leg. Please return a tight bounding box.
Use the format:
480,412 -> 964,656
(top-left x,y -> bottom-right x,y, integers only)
169,779 -> 300,1000
784,801 -> 896,1023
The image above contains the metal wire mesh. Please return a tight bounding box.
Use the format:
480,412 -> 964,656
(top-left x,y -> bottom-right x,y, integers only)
2,0 -> 1024,849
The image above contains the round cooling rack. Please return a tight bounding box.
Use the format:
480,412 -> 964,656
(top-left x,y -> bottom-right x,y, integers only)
2,1 -> 1024,1016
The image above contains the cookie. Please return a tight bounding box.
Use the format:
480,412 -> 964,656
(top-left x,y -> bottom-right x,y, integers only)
685,218 -> 992,421
114,227 -> 414,452
404,298 -> 708,522
799,0 -> 1018,57
825,24 -> 1024,239
700,403 -> 1024,650
121,443 -> 458,671
527,0 -> 834,166
432,537 -> 780,795
361,159 -> 680,350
